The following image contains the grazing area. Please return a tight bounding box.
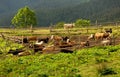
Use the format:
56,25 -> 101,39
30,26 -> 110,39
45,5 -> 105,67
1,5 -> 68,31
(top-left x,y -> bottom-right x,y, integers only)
1,26 -> 120,77
1,44 -> 120,77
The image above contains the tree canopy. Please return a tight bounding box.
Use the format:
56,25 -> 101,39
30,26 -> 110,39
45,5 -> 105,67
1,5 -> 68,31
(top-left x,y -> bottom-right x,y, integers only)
11,6 -> 37,28
55,22 -> 65,28
75,19 -> 90,27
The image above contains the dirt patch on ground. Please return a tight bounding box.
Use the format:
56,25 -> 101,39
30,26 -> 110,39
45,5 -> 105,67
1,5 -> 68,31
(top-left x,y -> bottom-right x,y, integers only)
34,35 -> 120,54
5,35 -> 120,54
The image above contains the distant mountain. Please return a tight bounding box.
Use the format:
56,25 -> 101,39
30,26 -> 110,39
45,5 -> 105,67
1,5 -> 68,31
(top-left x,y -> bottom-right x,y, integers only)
0,0 -> 89,26
0,0 -> 120,26
35,0 -> 120,26
75,0 -> 120,22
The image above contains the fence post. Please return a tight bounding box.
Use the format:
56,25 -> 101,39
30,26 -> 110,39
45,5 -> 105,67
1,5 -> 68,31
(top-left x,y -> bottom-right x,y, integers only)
67,29 -> 70,36
116,22 -> 119,32
100,27 -> 103,32
49,26 -> 52,34
30,25 -> 33,33
86,28 -> 89,34
79,35 -> 80,49
113,38 -> 115,46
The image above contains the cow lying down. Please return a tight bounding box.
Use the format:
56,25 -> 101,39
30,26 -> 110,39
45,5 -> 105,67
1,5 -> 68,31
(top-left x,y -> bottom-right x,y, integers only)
101,39 -> 112,46
8,48 -> 30,56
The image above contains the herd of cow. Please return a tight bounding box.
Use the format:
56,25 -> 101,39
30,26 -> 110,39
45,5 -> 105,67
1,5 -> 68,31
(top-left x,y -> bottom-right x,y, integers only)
0,28 -> 113,56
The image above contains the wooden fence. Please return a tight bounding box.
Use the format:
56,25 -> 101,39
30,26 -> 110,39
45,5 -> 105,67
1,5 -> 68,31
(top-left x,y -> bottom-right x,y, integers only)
1,25 -> 120,36
50,26 -> 120,35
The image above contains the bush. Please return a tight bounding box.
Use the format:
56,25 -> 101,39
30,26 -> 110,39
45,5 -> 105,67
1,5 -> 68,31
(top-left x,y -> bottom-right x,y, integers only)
107,46 -> 119,52
97,63 -> 117,76
101,68 -> 117,75
37,74 -> 49,77
75,19 -> 90,27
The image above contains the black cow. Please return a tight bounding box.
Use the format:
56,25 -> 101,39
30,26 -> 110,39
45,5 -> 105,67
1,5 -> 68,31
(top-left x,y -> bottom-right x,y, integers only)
62,36 -> 69,42
37,37 -> 49,43
8,48 -> 24,55
104,28 -> 112,33
60,49 -> 73,53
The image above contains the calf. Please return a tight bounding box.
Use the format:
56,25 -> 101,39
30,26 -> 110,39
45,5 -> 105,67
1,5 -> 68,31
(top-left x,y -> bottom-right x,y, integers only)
80,41 -> 89,47
18,51 -> 31,56
101,39 -> 112,46
42,45 -> 55,54
66,39 -> 76,46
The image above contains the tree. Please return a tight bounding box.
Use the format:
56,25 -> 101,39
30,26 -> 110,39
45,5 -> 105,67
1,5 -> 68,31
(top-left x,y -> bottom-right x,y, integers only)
11,6 -> 37,28
75,19 -> 90,27
55,22 -> 65,28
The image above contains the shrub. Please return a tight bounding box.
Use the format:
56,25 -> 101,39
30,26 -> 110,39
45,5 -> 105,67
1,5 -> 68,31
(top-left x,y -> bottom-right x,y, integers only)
101,68 -> 117,75
97,63 -> 117,76
37,74 -> 49,77
75,74 -> 81,77
107,47 -> 119,52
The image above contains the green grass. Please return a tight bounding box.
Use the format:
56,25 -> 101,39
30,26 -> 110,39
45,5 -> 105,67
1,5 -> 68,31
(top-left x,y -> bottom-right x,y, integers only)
0,38 -> 23,54
1,25 -> 120,36
1,43 -> 120,77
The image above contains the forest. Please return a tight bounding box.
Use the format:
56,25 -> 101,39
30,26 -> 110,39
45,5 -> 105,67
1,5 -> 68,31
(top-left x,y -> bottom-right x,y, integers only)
0,0 -> 120,26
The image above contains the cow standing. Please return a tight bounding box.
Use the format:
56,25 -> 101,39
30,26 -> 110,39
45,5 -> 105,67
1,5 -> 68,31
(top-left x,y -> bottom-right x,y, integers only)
64,23 -> 75,29
88,32 -> 111,41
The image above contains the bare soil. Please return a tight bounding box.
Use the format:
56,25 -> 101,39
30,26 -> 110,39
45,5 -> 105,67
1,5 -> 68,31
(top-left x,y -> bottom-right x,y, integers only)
5,35 -> 120,54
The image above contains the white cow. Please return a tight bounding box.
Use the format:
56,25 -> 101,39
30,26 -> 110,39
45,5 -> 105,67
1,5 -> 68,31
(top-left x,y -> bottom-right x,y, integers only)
64,23 -> 75,29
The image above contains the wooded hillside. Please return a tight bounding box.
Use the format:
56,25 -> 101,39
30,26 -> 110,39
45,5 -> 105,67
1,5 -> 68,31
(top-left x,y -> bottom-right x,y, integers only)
0,0 -> 120,26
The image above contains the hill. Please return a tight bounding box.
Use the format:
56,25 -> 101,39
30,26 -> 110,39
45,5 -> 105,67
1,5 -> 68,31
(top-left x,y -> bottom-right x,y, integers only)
0,0 -> 89,26
36,0 -> 120,26
0,0 -> 120,26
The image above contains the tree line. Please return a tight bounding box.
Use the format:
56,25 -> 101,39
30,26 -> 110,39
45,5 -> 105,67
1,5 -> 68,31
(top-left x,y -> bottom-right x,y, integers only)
9,0 -> 120,27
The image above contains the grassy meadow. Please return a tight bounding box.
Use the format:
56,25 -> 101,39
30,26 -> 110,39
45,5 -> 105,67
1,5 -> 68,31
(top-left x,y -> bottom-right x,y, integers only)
1,42 -> 120,77
1,25 -> 120,36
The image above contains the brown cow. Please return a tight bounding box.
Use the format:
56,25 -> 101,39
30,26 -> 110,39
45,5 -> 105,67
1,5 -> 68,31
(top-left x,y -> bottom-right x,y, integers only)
88,32 -> 111,41
50,35 -> 63,41
50,35 -> 63,45
27,36 -> 37,41
66,39 -> 76,46
23,36 -> 37,43
42,45 -> 56,54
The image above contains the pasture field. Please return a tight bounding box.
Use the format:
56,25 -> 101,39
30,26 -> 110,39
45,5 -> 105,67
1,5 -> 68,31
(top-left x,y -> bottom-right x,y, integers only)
1,41 -> 120,77
1,26 -> 120,77
1,25 -> 120,36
